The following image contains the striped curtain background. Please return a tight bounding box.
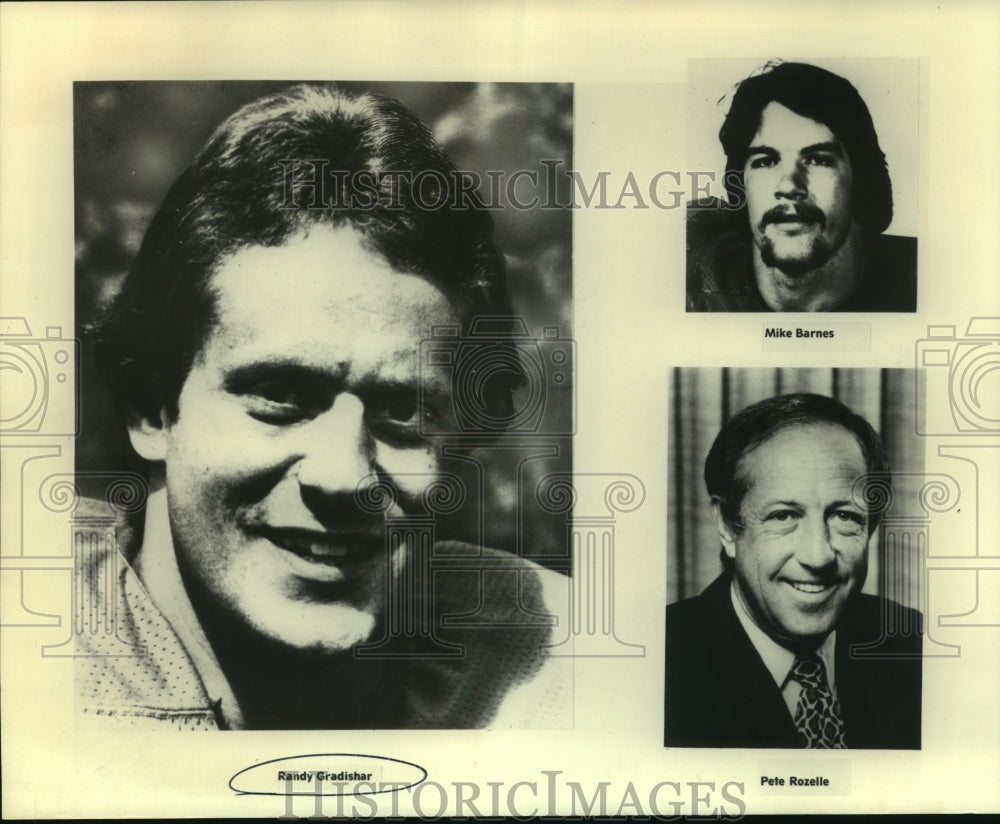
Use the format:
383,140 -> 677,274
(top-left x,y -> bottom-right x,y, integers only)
668,368 -> 925,608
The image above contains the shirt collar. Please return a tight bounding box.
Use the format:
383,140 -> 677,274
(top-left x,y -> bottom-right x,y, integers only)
133,486 -> 245,729
730,580 -> 837,693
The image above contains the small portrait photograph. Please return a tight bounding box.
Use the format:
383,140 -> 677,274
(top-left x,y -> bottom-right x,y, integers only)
72,81 -> 573,730
665,368 -> 924,749
685,58 -> 919,313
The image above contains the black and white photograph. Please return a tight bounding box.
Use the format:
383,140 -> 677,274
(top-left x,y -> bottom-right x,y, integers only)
2,1 -> 1000,819
685,58 -> 919,312
666,368 -> 924,748
70,81 -> 574,730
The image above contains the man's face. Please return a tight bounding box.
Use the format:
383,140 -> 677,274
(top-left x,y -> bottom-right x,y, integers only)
153,225 -> 456,653
744,102 -> 857,276
716,423 -> 871,649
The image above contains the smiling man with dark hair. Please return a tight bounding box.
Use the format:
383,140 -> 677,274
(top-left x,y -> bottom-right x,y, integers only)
686,62 -> 917,312
78,84 -> 568,730
665,394 -> 922,749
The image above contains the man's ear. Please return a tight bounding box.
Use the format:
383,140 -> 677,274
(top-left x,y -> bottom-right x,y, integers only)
710,498 -> 738,560
125,406 -> 169,461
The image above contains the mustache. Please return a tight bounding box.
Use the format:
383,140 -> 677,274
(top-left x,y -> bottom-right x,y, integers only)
760,203 -> 826,230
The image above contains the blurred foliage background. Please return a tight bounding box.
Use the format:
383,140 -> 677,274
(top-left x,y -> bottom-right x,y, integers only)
74,81 -> 573,569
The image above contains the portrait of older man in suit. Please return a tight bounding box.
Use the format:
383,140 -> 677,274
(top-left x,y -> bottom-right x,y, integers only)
665,391 -> 922,749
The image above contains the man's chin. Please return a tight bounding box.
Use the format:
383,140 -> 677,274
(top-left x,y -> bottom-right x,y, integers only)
759,239 -> 833,277
774,607 -> 846,649
245,601 -> 378,654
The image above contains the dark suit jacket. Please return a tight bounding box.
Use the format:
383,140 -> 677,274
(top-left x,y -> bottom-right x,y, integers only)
664,574 -> 922,749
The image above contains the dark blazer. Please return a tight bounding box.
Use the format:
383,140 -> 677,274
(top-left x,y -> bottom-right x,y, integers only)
664,574 -> 922,749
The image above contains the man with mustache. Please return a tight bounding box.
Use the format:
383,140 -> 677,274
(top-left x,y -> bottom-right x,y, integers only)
664,394 -> 922,748
77,84 -> 569,730
686,62 -> 917,312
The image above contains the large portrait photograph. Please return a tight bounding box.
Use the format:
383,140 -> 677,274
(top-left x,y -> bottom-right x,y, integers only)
67,80 -> 574,731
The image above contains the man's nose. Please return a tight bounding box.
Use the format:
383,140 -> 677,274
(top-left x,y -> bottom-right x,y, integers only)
795,516 -> 838,570
775,160 -> 807,199
294,393 -> 373,495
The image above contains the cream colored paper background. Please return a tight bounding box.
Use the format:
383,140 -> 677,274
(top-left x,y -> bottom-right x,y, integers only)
2,0 -> 999,816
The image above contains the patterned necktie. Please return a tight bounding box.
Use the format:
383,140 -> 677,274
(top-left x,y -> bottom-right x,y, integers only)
791,656 -> 847,749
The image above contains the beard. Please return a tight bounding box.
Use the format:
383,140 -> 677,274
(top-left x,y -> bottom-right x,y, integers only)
759,233 -> 837,277
755,203 -> 843,277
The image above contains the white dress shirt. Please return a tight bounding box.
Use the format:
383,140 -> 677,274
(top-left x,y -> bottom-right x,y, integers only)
731,581 -> 838,719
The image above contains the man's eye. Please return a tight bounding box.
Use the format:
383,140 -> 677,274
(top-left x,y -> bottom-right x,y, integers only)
805,154 -> 836,167
768,510 -> 797,522
242,381 -> 317,423
367,395 -> 436,446
249,381 -> 298,405
832,510 -> 865,526
384,400 -> 419,424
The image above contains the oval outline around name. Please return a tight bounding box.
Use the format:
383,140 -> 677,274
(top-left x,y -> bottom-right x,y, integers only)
229,752 -> 428,796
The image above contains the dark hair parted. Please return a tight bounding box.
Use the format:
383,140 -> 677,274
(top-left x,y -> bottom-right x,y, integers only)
94,84 -> 515,425
720,62 -> 894,234
705,393 -> 890,538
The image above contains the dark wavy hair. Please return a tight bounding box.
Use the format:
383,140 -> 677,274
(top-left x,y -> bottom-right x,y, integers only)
94,84 -> 516,426
720,62 -> 894,234
705,393 -> 890,542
